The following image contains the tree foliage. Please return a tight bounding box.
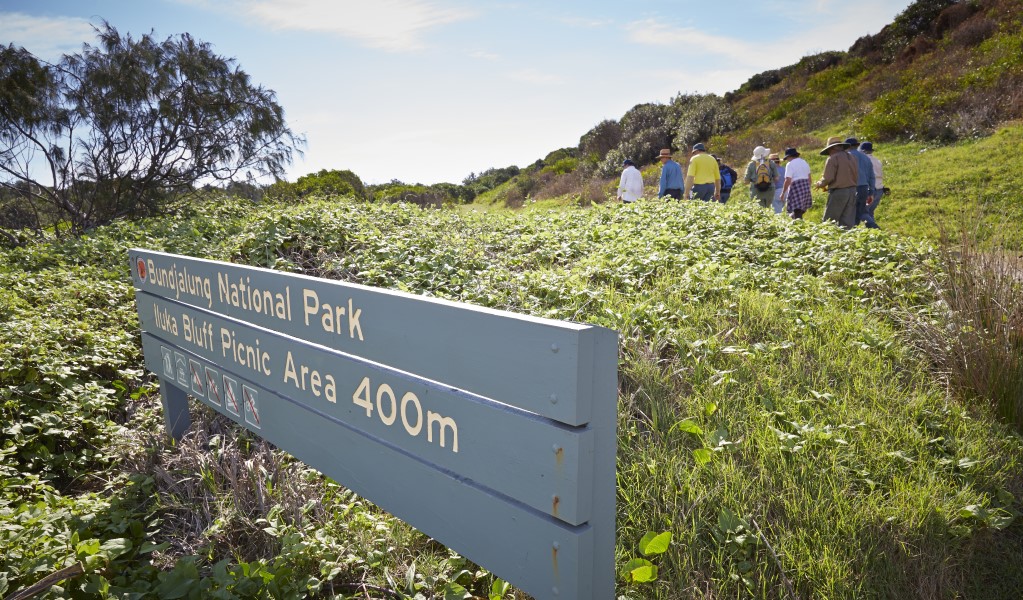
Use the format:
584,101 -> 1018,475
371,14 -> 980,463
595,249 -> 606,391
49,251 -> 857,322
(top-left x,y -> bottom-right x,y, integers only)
668,93 -> 737,152
579,119 -> 623,162
461,166 -> 521,200
0,24 -> 303,243
294,169 -> 366,200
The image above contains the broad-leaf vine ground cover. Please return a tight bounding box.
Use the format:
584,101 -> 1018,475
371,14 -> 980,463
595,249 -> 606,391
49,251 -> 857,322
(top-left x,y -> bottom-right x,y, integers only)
1,196 -> 1021,599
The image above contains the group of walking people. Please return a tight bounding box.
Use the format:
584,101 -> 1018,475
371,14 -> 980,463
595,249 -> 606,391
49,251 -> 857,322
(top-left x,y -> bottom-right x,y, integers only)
617,136 -> 885,229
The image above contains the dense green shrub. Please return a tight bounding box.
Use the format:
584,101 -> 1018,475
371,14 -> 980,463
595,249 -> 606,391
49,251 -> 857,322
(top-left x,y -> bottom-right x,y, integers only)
542,157 -> 579,175
460,165 -> 521,200
580,119 -> 624,163
2,195 -> 1022,598
669,93 -> 737,151
294,169 -> 366,200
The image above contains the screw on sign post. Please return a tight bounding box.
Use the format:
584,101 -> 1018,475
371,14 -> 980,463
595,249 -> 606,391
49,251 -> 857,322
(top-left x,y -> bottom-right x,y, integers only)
131,249 -> 618,599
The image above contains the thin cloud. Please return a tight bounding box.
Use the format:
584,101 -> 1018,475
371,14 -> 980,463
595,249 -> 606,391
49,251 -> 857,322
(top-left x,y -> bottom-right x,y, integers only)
626,1 -> 900,71
557,16 -> 613,29
470,50 -> 500,60
625,19 -> 758,65
507,68 -> 564,85
0,12 -> 96,60
241,0 -> 475,52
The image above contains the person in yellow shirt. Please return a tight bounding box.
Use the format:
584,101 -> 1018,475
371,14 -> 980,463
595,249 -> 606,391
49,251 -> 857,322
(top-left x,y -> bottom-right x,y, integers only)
683,143 -> 721,202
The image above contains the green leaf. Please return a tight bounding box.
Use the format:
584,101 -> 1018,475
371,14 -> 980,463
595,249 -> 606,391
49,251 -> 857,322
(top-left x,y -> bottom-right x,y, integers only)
693,448 -> 712,466
959,504 -> 986,519
718,507 -> 742,533
442,582 -> 471,600
623,558 -> 658,583
638,531 -> 672,556
139,541 -> 171,554
672,419 -> 703,436
155,572 -> 196,599
489,578 -> 511,599
99,538 -> 132,560
76,539 -> 102,557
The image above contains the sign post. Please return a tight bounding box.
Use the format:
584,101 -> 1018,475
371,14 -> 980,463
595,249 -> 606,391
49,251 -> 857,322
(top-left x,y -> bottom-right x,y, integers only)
131,249 -> 618,599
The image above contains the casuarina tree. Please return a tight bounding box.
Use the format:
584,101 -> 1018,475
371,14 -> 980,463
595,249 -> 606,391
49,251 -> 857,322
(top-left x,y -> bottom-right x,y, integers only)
0,24 -> 304,243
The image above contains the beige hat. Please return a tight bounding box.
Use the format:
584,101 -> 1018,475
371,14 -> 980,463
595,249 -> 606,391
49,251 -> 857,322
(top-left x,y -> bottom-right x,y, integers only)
768,153 -> 780,160
657,149 -> 673,160
820,136 -> 849,155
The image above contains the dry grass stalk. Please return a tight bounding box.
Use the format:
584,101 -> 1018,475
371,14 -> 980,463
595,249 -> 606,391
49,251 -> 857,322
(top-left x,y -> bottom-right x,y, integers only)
903,207 -> 1023,428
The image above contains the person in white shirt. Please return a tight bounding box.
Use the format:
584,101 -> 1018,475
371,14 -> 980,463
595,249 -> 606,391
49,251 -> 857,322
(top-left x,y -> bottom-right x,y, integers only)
859,142 -> 884,226
780,147 -> 813,219
617,159 -> 644,203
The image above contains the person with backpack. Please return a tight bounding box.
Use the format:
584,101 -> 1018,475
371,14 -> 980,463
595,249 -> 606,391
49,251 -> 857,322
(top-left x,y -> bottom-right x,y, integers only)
769,153 -> 786,214
683,143 -> 721,202
744,145 -> 777,209
714,155 -> 738,204
780,147 -> 812,219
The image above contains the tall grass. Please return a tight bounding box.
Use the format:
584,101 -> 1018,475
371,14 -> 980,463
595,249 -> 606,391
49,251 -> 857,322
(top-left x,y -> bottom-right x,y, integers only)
903,210 -> 1023,429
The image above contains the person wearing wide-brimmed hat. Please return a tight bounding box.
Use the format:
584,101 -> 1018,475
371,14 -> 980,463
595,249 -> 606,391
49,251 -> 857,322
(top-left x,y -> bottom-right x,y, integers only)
859,141 -> 885,227
657,149 -> 684,200
815,136 -> 859,228
617,159 -> 644,203
744,146 -> 778,209
845,137 -> 878,229
780,147 -> 812,219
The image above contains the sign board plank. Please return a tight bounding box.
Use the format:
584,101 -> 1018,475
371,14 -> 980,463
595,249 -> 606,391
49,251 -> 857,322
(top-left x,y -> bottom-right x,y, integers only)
130,249 -> 594,425
142,333 -> 595,599
138,291 -> 595,526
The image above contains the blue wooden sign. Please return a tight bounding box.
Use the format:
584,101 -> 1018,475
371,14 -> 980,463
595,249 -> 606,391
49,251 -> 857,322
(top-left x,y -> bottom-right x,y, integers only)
130,249 -> 617,599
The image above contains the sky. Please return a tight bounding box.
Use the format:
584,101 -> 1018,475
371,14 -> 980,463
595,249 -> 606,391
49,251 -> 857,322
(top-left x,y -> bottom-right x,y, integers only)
0,0 -> 915,186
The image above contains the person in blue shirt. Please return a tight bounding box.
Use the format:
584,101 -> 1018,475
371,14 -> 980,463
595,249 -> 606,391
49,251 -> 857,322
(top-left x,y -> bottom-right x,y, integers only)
714,155 -> 738,204
844,137 -> 878,229
657,148 -> 684,200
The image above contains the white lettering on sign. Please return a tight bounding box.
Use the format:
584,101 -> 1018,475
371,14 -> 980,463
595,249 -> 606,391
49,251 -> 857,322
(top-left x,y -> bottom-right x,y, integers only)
282,351 -> 338,403
219,327 -> 272,376
352,377 -> 459,453
217,273 -> 292,322
301,289 -> 364,341
146,259 -> 213,308
153,303 -> 179,336
182,313 -> 215,352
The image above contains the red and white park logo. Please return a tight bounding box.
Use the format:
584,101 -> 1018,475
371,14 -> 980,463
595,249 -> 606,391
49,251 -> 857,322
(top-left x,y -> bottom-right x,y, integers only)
136,258 -> 147,280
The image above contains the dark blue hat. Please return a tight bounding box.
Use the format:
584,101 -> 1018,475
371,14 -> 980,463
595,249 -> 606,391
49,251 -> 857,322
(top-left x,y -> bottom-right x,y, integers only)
844,137 -> 859,147
859,141 -> 874,152
623,159 -> 635,166
783,147 -> 800,160
692,143 -> 707,152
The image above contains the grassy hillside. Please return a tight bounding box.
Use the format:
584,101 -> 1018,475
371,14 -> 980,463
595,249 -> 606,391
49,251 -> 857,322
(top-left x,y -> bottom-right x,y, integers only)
2,196 -> 1021,598
750,122 -> 1023,248
467,0 -> 1023,250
